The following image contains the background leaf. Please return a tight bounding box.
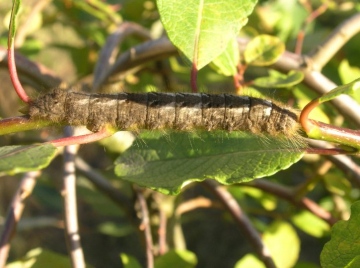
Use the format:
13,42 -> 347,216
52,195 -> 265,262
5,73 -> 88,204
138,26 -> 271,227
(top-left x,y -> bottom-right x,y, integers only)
253,71 -> 304,88
210,38 -> 240,76
291,211 -> 330,238
263,221 -> 300,268
6,248 -> 74,268
120,253 -> 142,268
157,0 -> 257,70
154,249 -> 197,268
0,145 -> 57,176
321,201 -> 360,268
114,131 -> 304,195
244,34 -> 285,66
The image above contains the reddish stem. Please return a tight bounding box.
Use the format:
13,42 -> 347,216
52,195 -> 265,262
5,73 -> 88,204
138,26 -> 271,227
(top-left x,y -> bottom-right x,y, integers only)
191,62 -> 198,93
8,7 -> 31,103
50,128 -> 114,147
306,146 -> 356,155
299,98 -> 319,133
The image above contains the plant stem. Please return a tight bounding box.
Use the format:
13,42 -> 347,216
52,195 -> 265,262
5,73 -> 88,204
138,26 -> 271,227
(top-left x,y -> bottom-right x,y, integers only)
50,128 -> 114,147
8,0 -> 31,103
191,62 -> 198,93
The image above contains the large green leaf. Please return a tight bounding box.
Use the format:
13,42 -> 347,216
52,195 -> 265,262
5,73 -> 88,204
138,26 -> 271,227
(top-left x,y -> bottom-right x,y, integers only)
157,0 -> 257,70
321,201 -> 360,268
114,131 -> 304,195
0,144 -> 57,176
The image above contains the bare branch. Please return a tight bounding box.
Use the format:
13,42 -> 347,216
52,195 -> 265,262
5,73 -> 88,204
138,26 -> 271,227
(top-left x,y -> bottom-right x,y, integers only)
62,127 -> 85,268
203,180 -> 277,268
93,22 -> 152,91
0,171 -> 40,267
94,37 -> 175,92
308,12 -> 360,71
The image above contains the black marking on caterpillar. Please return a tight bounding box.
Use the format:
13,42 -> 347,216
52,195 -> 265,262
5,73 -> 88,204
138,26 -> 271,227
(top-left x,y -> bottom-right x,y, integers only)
27,89 -> 300,138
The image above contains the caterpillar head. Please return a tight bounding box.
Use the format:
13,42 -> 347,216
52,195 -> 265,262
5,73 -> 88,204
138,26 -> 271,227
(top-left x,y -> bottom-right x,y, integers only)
28,88 -> 67,123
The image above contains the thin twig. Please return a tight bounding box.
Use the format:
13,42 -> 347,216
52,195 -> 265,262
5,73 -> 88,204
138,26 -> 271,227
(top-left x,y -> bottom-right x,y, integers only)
203,180 -> 277,268
157,207 -> 167,256
62,127 -> 85,268
94,37 -> 175,91
0,171 -> 40,268
241,179 -> 338,226
295,3 -> 328,55
135,188 -> 154,268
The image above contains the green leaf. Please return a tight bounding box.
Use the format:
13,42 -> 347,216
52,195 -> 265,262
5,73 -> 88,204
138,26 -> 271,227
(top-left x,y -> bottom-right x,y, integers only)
8,0 -> 21,47
244,34 -> 285,66
253,71 -> 304,88
241,187 -> 277,210
318,78 -> 360,104
321,201 -> 360,268
157,0 -> 257,70
339,59 -> 360,84
263,221 -> 300,268
154,249 -> 197,268
114,131 -> 304,195
0,145 -> 57,176
6,248 -> 73,268
236,221 -> 301,268
291,210 -> 330,238
98,222 -> 134,237
210,38 -> 240,76
99,131 -> 135,154
234,254 -> 265,268
120,253 -> 142,268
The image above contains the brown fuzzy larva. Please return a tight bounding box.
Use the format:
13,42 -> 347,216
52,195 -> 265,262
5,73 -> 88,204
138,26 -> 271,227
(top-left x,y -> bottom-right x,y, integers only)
27,89 -> 301,140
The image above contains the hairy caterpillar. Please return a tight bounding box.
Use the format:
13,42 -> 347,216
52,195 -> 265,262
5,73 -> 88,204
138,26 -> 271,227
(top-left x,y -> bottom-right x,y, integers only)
27,89 -> 300,138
